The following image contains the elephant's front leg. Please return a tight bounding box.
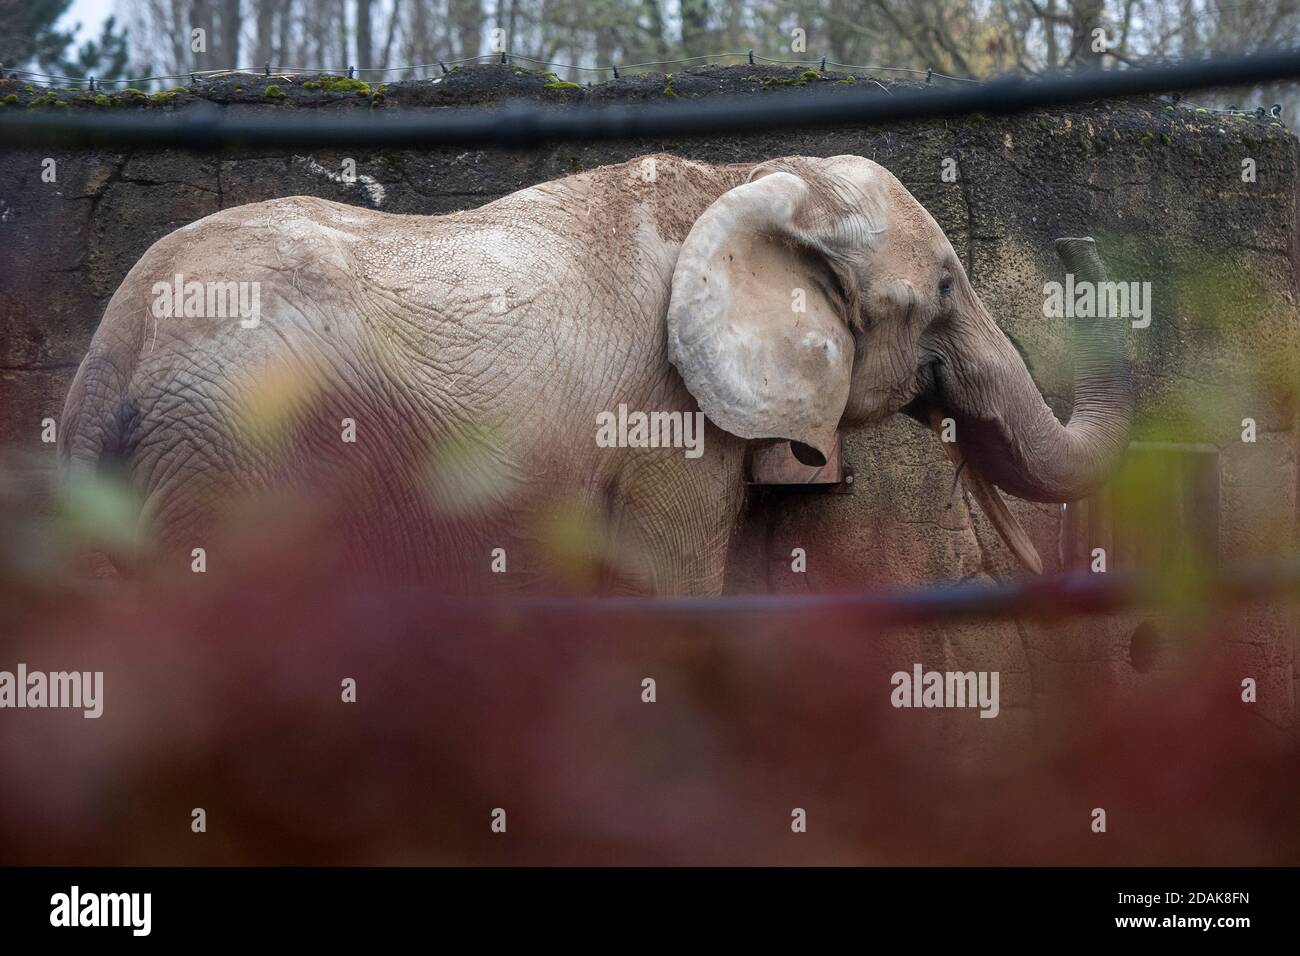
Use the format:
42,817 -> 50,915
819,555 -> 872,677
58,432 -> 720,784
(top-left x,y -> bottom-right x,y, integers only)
605,422 -> 748,596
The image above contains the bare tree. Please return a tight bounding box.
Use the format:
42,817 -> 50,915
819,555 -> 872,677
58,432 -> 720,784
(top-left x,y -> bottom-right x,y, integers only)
103,0 -> 1300,121
220,0 -> 241,65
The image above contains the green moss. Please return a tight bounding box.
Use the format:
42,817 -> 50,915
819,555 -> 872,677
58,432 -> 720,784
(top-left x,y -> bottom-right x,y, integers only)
1160,132 -> 1171,145
800,70 -> 819,83
24,84 -> 34,92
301,80 -> 319,89
94,93 -> 111,106
121,87 -> 146,96
662,72 -> 679,97
2,94 -> 16,105
319,76 -> 370,94
150,90 -> 181,104
264,84 -> 286,99
835,74 -> 857,84
542,72 -> 581,91
1139,132 -> 1155,146
760,75 -> 797,86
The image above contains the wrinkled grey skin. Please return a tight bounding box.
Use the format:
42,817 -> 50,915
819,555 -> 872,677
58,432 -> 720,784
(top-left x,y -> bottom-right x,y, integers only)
60,153 -> 1131,594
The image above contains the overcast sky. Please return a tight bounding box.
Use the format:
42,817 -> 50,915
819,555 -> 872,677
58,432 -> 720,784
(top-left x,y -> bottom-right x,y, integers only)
61,0 -> 117,39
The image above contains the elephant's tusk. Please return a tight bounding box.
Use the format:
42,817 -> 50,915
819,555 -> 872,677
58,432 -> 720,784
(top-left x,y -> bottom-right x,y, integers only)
929,409 -> 1044,576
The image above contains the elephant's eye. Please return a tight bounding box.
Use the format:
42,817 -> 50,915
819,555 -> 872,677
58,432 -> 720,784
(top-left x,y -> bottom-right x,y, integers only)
939,277 -> 953,298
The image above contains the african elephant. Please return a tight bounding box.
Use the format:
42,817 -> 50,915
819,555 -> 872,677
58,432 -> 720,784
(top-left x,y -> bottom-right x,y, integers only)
59,153 -> 1131,593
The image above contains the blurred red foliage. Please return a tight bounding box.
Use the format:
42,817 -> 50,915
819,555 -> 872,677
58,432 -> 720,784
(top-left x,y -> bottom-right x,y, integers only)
1,535 -> 1295,865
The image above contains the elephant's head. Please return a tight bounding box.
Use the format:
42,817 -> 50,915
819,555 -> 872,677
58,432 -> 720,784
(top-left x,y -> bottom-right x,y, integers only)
666,155 -> 1133,573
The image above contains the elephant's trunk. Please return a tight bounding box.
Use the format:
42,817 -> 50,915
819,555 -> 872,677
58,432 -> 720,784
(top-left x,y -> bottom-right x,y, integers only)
940,237 -> 1134,504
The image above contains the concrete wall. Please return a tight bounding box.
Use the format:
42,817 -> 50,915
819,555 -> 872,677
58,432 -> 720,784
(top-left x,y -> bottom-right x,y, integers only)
2,64 -> 1296,744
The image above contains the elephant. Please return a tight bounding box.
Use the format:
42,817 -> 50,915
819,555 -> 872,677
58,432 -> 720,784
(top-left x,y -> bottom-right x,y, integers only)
58,153 -> 1132,594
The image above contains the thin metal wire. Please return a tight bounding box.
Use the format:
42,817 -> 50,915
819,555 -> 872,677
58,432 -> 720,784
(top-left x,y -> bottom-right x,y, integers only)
1178,99 -> 1281,115
8,67 -> 196,84
754,53 -> 979,83
354,54 -> 493,75
618,52 -> 753,69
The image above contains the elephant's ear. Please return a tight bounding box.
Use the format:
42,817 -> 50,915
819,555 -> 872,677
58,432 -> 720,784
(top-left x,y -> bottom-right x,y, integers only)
667,166 -> 863,466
